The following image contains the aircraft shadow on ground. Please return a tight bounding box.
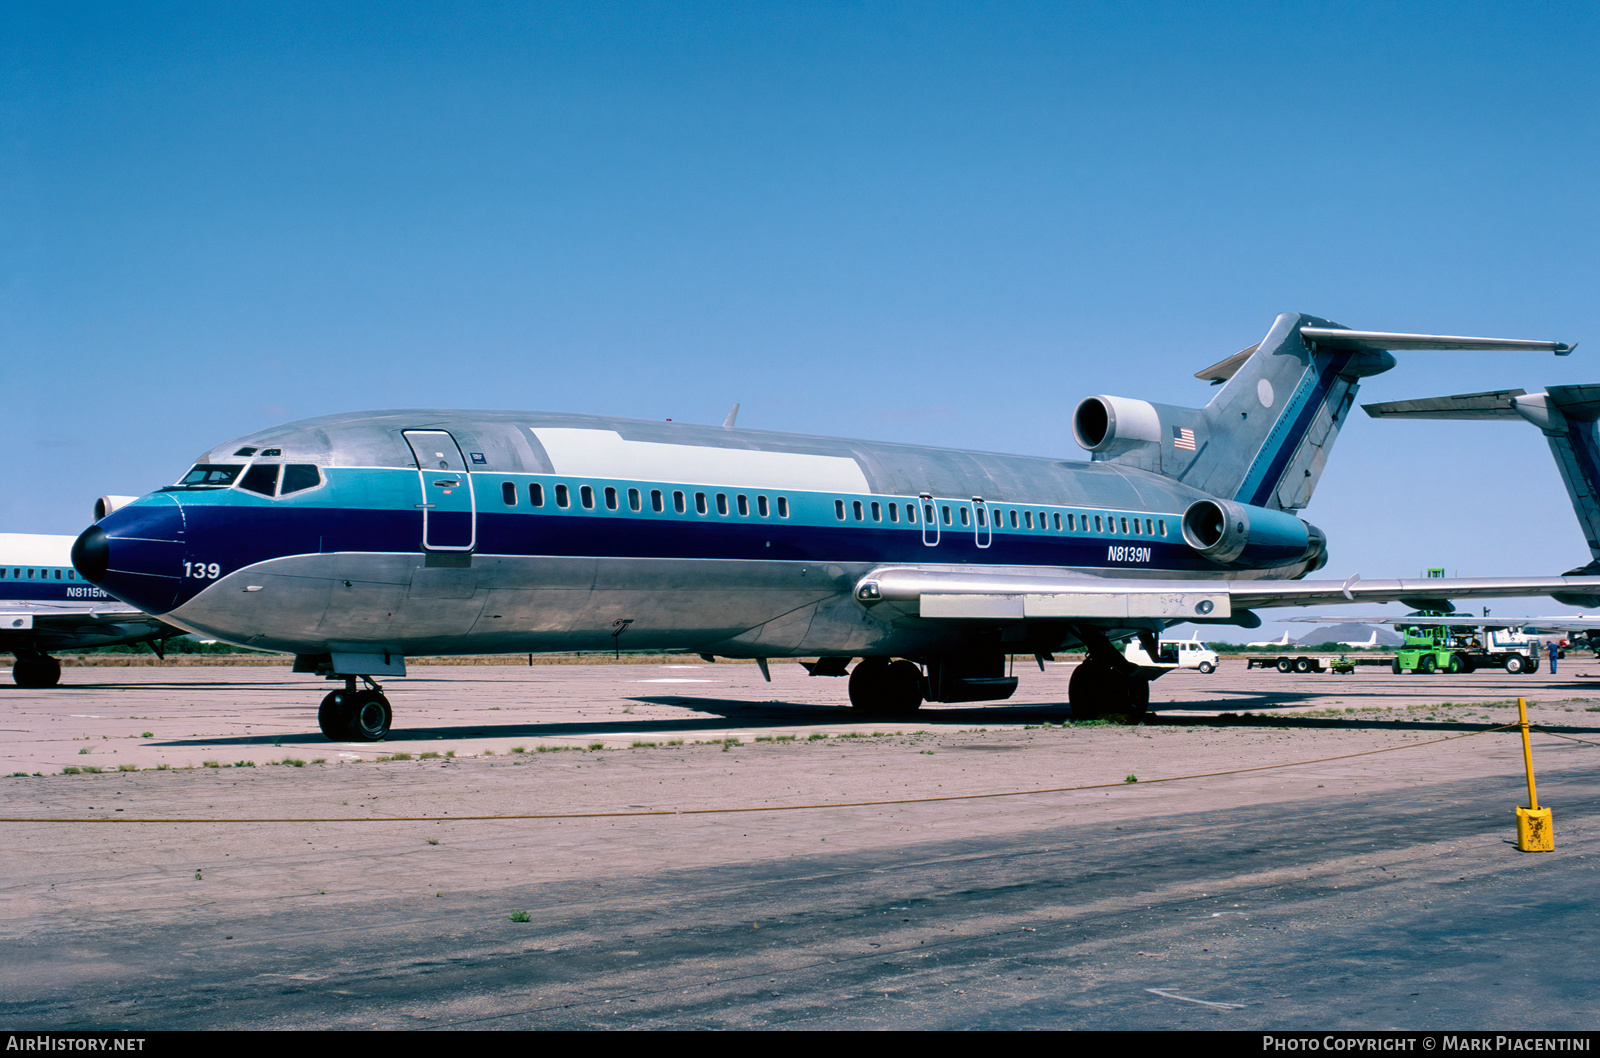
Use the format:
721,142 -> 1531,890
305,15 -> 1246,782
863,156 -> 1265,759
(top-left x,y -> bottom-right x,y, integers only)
151,695 -> 1086,747
146,691 -> 1600,748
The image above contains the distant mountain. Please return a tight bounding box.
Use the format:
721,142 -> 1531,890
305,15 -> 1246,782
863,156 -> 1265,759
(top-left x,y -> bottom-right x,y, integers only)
1295,623 -> 1403,647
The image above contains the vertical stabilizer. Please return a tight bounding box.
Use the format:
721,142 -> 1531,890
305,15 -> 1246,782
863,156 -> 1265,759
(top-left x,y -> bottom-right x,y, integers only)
1075,314 -> 1571,513
1076,313 -> 1395,511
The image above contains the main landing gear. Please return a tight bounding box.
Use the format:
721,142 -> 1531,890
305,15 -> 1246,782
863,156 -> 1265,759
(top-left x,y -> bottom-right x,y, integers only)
1068,658 -> 1150,722
318,677 -> 393,741
11,653 -> 62,688
847,658 -> 925,716
1069,629 -> 1156,723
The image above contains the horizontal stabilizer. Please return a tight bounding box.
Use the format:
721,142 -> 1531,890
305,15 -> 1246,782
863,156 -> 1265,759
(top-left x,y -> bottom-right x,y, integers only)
1300,328 -> 1573,354
1362,389 -> 1528,420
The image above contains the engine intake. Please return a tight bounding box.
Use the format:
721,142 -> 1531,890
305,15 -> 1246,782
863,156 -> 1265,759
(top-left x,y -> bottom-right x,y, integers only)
1073,396 -> 1163,457
1182,498 -> 1326,571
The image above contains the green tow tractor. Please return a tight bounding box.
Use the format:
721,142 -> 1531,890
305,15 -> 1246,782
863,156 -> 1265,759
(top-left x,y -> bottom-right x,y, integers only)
1391,612 -> 1540,675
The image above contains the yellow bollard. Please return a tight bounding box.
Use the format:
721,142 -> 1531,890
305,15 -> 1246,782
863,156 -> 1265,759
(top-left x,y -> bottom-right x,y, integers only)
1515,697 -> 1554,852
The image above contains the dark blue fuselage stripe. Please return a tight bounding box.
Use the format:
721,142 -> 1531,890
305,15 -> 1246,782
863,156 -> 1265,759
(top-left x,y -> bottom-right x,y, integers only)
108,504 -> 1226,614
1240,353 -> 1349,508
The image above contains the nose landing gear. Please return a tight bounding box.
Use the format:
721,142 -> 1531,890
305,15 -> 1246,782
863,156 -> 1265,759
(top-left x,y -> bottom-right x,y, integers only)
11,654 -> 61,688
318,677 -> 393,741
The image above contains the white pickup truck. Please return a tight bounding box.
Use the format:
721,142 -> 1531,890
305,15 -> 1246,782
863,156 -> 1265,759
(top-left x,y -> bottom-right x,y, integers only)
1122,638 -> 1220,673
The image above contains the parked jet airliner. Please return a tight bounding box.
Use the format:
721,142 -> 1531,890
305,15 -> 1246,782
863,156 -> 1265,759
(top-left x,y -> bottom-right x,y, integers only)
72,313 -> 1600,741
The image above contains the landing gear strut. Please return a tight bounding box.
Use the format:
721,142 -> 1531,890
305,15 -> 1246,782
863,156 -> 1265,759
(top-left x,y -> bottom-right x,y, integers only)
318,677 -> 393,741
847,658 -> 924,716
12,654 -> 61,688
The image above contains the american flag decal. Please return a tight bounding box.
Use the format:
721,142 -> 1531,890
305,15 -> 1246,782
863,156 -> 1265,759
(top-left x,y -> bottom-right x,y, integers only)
1173,426 -> 1196,451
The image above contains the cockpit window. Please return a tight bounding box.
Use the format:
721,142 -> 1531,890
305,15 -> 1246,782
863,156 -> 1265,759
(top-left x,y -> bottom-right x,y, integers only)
238,464 -> 281,497
175,464 -> 243,488
280,464 -> 322,495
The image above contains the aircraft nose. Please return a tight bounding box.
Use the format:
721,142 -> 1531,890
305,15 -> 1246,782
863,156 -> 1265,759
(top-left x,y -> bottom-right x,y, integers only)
75,495 -> 188,614
71,525 -> 109,581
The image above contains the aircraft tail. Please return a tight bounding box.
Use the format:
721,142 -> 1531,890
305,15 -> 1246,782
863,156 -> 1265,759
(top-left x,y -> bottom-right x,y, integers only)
1074,313 -> 1572,512
1364,384 -> 1600,567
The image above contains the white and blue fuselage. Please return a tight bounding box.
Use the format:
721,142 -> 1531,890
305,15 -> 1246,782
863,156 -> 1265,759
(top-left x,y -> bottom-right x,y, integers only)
77,410 -> 1320,662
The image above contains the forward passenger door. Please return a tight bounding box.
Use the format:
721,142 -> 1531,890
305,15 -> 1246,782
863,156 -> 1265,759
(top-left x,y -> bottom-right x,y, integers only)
404,430 -> 477,551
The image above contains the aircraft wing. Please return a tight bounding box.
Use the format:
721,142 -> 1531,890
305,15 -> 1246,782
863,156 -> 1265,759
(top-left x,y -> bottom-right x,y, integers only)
1279,615 -> 1528,628
853,566 -> 1600,625
0,603 -> 177,650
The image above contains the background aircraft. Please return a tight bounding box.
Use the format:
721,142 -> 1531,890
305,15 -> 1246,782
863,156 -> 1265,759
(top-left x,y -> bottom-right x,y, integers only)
1364,383 -> 1600,582
70,314 -> 1598,740
2,527 -> 177,687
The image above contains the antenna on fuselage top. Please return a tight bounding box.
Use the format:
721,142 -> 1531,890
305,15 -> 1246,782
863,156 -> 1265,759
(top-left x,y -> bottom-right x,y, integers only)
723,403 -> 740,428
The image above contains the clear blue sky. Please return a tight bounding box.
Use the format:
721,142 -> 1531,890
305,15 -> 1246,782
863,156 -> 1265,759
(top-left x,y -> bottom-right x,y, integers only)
6,1 -> 1598,637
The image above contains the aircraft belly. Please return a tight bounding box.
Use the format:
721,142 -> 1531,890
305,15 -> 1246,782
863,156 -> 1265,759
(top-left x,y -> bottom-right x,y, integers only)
170,553 -> 881,657
468,556 -> 852,654
167,556 -> 338,652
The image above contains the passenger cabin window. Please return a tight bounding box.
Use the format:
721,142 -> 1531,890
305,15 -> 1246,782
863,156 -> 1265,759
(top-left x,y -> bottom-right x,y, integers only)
757,495 -> 769,517
674,491 -> 686,513
941,505 -> 952,525
852,500 -> 864,521
628,488 -> 642,512
501,482 -> 518,506
737,494 -> 749,516
604,486 -> 618,510
555,484 -> 570,508
695,492 -> 707,515
651,489 -> 664,512
717,493 -> 729,515
777,496 -> 789,518
959,507 -> 969,527
835,500 -> 846,520
529,483 -> 545,506
580,485 -> 595,509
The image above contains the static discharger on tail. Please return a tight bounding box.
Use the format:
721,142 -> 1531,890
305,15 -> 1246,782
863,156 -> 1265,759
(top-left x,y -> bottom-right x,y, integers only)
70,312 -> 1594,739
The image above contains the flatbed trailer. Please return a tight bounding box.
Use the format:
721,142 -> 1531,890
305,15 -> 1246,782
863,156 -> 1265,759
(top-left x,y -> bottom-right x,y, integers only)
1244,654 -> 1392,674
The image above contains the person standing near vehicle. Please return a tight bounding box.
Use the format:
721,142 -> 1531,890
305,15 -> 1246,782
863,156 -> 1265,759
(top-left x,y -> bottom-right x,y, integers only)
1549,640 -> 1559,675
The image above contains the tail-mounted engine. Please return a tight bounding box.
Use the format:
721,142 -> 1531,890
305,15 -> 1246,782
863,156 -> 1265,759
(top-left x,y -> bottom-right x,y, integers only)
93,496 -> 139,522
1072,396 -> 1163,459
1182,498 -> 1327,572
